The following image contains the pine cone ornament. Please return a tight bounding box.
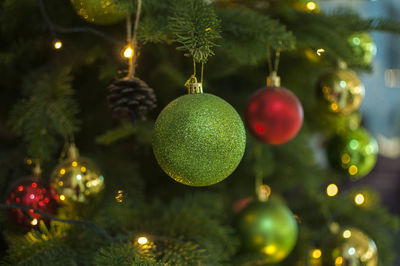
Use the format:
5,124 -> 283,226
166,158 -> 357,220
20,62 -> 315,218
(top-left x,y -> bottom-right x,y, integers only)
107,77 -> 157,121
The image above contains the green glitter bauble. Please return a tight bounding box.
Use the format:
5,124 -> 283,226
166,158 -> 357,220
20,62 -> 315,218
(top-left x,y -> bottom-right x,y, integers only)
327,128 -> 378,180
152,93 -> 246,186
70,0 -> 131,25
322,227 -> 378,265
348,32 -> 377,66
237,200 -> 298,263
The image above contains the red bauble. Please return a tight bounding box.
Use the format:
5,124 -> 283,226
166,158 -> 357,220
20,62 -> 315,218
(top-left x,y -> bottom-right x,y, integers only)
5,177 -> 58,227
245,87 -> 303,145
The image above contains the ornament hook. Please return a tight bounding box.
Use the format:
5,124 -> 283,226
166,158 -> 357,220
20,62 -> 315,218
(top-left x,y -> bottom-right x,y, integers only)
185,75 -> 203,94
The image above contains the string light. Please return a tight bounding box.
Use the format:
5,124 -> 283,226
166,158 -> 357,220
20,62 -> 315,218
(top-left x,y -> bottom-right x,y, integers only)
31,218 -> 38,225
53,40 -> 63,50
123,46 -> 134,58
335,256 -> 343,265
311,249 -> 322,259
326,184 -> 338,197
316,48 -> 325,56
137,236 -> 148,245
306,1 -> 317,11
354,193 -> 365,205
343,229 -> 352,239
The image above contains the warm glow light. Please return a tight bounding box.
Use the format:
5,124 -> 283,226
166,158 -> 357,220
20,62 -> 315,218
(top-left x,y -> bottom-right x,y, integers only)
31,218 -> 38,225
72,161 -> 78,167
306,1 -> 317,11
263,244 -> 277,255
60,195 -> 66,201
327,184 -> 339,197
348,165 -> 358,175
53,40 -> 63,49
312,249 -> 322,259
331,103 -> 339,112
123,47 -> 134,58
354,193 -> 365,205
316,48 -> 325,56
341,153 -> 350,164
60,168 -> 66,175
81,166 -> 87,172
137,236 -> 148,245
335,256 -> 343,265
58,181 -> 64,186
26,159 -> 33,165
343,230 -> 352,239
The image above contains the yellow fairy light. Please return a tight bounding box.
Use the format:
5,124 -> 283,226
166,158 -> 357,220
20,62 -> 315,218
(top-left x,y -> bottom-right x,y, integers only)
335,256 -> 343,265
123,46 -> 134,58
331,103 -> 339,112
31,218 -> 38,226
341,153 -> 351,164
81,166 -> 87,172
72,161 -> 78,167
311,249 -> 322,259
60,168 -> 66,175
306,1 -> 317,11
263,244 -> 277,255
326,184 -> 338,197
53,40 -> 63,50
348,165 -> 358,175
137,236 -> 148,245
343,230 -> 351,239
354,193 -> 365,205
26,159 -> 33,165
58,181 -> 64,186
60,195 -> 66,201
316,48 -> 325,56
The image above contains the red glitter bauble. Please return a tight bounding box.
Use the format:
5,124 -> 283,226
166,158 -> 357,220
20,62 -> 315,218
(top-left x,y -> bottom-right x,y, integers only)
245,87 -> 303,145
5,177 -> 58,227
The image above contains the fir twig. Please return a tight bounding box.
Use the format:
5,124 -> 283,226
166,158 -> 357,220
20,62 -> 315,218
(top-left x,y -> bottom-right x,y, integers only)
169,0 -> 221,63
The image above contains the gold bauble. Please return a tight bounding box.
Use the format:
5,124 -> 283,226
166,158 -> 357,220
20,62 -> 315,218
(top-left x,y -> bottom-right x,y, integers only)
317,69 -> 365,115
70,0 -> 131,25
50,146 -> 104,207
323,227 -> 378,265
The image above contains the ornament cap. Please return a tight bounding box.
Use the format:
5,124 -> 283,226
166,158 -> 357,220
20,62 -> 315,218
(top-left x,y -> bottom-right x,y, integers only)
32,163 -> 42,178
267,71 -> 281,87
185,75 -> 203,94
67,143 -> 80,160
338,59 -> 348,70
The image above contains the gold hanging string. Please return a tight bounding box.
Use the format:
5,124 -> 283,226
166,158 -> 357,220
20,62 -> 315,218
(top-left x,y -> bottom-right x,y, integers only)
266,46 -> 273,74
274,48 -> 281,74
127,0 -> 143,78
201,62 -> 204,84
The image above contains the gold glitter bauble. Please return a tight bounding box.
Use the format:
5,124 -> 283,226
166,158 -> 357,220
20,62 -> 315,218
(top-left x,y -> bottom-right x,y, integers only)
50,155 -> 105,206
152,93 -> 246,187
317,69 -> 365,115
323,227 -> 378,265
70,0 -> 131,25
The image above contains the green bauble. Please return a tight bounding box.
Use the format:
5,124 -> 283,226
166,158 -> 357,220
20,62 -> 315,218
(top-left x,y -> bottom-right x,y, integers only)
327,128 -> 378,180
152,93 -> 246,186
323,227 -> 378,265
237,200 -> 298,263
348,32 -> 377,65
70,0 -> 131,25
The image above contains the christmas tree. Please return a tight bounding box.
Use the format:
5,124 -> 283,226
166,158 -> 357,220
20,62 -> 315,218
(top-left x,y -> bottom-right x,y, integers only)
1,0 -> 400,265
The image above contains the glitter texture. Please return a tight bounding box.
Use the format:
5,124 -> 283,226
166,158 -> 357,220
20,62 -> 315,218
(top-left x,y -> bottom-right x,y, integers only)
70,0 -> 130,25
152,93 -> 246,186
